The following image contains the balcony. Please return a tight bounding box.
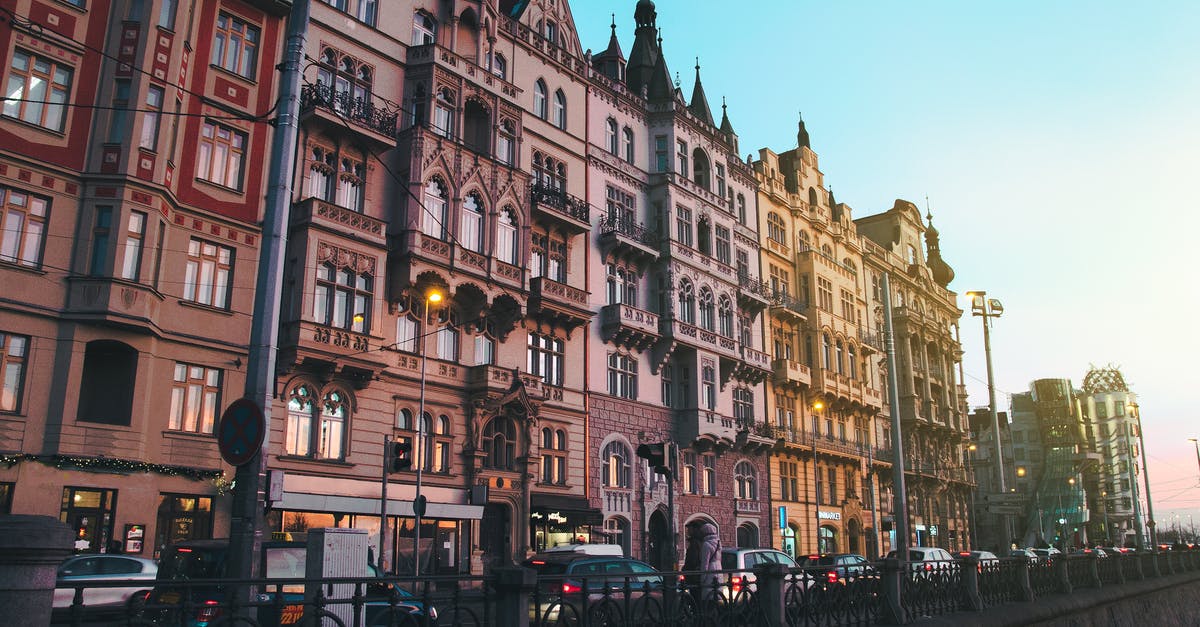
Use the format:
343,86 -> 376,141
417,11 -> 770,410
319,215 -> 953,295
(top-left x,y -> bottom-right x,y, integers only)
65,276 -> 164,327
676,408 -> 737,450
661,318 -> 740,362
292,197 -> 386,246
732,346 -> 772,384
530,183 -> 590,235
598,213 -> 659,265
600,303 -> 660,351
278,320 -> 389,388
736,273 -> 772,312
467,365 -> 545,401
299,83 -> 397,149
736,418 -> 777,453
735,499 -> 762,514
772,358 -> 812,389
528,277 -> 592,333
602,487 -> 633,514
864,386 -> 884,410
769,292 -> 809,323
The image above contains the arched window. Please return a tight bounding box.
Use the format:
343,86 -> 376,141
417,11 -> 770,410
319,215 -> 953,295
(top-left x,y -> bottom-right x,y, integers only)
602,440 -> 631,488
285,385 -> 314,456
718,296 -> 733,337
496,208 -> 518,264
421,178 -> 447,239
622,127 -> 634,163
735,461 -> 757,500
309,147 -> 335,201
318,390 -> 347,459
606,517 -> 631,556
533,152 -> 566,190
316,47 -> 371,114
496,119 -> 515,165
797,229 -> 811,251
835,339 -> 845,374
737,523 -> 759,549
396,407 -> 413,430
433,87 -> 455,138
849,345 -> 857,380
677,279 -> 695,324
821,333 -> 832,369
533,79 -> 547,119
336,157 -> 364,212
460,192 -> 483,252
482,417 -> 516,469
411,11 -> 436,45
692,148 -> 710,189
284,385 -> 347,460
736,194 -> 746,224
463,99 -> 490,154
696,217 -> 712,256
394,295 -> 422,353
808,187 -> 819,208
489,52 -> 507,79
435,304 -> 459,361
605,118 -> 618,154
698,287 -> 715,331
552,89 -> 567,129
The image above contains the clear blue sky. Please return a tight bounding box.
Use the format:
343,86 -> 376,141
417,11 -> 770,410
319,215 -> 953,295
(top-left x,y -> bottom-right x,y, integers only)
571,1 -> 1200,525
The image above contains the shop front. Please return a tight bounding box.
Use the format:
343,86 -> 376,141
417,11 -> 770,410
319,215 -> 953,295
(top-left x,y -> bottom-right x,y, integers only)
529,494 -> 602,552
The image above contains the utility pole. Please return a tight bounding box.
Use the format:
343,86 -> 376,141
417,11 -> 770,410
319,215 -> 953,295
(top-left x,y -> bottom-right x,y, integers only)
882,273 -> 909,558
227,0 -> 309,583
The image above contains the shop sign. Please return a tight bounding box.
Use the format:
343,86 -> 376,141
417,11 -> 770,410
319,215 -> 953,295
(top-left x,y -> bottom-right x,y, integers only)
818,511 -> 841,521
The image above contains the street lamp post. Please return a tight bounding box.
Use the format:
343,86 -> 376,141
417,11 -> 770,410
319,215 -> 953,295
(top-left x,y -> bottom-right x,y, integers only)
812,401 -> 823,554
1130,402 -> 1158,550
1101,490 -> 1111,545
966,291 -> 1010,548
966,443 -> 978,549
1188,438 -> 1200,485
414,289 -> 443,576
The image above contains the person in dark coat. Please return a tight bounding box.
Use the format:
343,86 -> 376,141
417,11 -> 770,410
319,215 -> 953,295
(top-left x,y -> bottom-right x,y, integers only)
682,520 -> 722,600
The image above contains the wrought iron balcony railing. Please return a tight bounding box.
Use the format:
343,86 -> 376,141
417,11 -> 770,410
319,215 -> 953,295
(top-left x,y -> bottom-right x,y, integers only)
300,83 -> 398,137
530,182 -> 590,224
598,213 -> 659,247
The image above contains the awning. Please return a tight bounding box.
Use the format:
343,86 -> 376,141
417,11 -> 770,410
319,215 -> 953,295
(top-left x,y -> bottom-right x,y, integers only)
278,491 -> 484,520
530,494 -> 602,525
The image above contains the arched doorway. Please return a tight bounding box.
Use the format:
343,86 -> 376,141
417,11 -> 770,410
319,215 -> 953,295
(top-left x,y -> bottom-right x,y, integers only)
847,518 -> 860,554
736,522 -> 759,548
481,503 -> 511,571
647,510 -> 671,570
819,525 -> 838,554
605,516 -> 631,557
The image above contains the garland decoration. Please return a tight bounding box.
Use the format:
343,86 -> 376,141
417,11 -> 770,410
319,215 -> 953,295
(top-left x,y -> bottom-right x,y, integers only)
0,452 -> 222,481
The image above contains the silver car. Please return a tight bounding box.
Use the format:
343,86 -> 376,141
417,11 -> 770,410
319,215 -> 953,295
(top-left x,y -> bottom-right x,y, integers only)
54,554 -> 158,611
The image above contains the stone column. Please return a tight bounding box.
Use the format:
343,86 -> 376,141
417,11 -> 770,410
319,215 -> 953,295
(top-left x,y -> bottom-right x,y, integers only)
959,555 -> 983,611
1015,558 -> 1033,602
0,515 -> 74,626
492,566 -> 536,627
1053,555 -> 1072,595
753,562 -> 787,627
880,557 -> 905,624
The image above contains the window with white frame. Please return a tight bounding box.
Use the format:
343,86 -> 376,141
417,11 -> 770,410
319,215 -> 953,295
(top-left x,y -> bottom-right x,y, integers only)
284,385 -> 347,460
460,193 -> 483,252
308,147 -> 336,201
411,11 -> 436,45
168,362 -> 222,433
419,412 -> 451,473
336,157 -> 365,212
420,178 -> 447,239
715,163 -> 726,199
607,352 -> 637,399
138,85 -> 164,150
527,333 -> 563,387
496,208 -> 518,264
4,49 -> 73,131
675,206 -> 693,247
718,296 -> 733,337
683,452 -> 698,494
552,89 -> 566,129
735,460 -> 757,499
605,118 -> 618,154
606,185 -> 635,226
533,79 -> 547,119
196,120 -> 246,190
702,364 -> 716,410
0,187 -> 48,268
315,47 -> 373,116
435,306 -> 459,361
321,0 -> 377,26
211,13 -> 260,79
496,120 -> 515,165
119,211 -> 146,281
433,88 -> 455,138
675,140 -> 688,177
313,262 -> 372,332
702,454 -> 716,495
622,127 -> 634,163
605,263 -> 637,306
677,279 -> 695,324
183,238 -> 233,309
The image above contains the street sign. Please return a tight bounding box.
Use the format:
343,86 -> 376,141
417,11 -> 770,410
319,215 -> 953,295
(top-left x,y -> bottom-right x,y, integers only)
984,493 -> 1025,504
217,398 -> 266,467
987,505 -> 1025,516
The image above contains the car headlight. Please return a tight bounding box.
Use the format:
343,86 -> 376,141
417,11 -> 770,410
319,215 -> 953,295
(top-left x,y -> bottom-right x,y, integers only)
429,606 -> 438,620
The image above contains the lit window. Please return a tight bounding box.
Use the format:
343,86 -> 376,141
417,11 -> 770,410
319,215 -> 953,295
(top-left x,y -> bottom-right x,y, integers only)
313,262 -> 373,332
183,238 -> 234,309
196,120 -> 247,190
602,440 -> 632,488
168,362 -> 222,433
3,50 -> 73,132
0,187 -> 49,268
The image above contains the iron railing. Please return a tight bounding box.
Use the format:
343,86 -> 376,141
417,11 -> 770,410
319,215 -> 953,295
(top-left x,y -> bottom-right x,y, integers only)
300,83 -> 399,137
598,213 -> 659,248
530,182 -> 590,224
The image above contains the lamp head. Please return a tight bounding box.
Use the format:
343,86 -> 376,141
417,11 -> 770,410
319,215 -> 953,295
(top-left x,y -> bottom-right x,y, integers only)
987,299 -> 1003,316
812,401 -> 824,411
352,313 -> 365,324
1016,466 -> 1026,477
427,290 -> 443,304
1068,477 -> 1076,485
968,443 -> 977,452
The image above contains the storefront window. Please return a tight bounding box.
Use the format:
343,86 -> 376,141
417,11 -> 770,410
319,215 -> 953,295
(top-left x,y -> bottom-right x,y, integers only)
154,494 -> 213,556
818,524 -> 838,554
61,487 -> 118,554
0,482 -> 12,513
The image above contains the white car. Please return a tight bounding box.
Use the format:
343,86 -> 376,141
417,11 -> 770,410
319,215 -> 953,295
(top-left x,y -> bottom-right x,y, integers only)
886,547 -> 956,576
54,554 -> 158,612
718,548 -> 805,597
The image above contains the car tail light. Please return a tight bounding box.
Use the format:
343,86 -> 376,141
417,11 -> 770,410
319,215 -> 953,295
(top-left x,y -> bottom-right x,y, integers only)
924,563 -> 932,571
196,600 -> 221,622
959,552 -> 971,557
826,571 -> 838,584
531,560 -> 545,565
562,582 -> 582,595
731,575 -> 742,593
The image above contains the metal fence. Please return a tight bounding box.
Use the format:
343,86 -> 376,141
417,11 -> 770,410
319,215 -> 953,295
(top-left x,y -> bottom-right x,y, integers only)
51,549 -> 1200,626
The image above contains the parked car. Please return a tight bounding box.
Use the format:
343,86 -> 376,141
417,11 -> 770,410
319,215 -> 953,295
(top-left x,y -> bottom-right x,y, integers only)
959,550 -> 999,565
53,554 -> 158,614
797,553 -> 876,584
146,539 -> 435,626
522,552 -> 664,624
1029,547 -> 1062,561
719,548 -> 804,596
886,547 -> 956,577
1009,548 -> 1038,562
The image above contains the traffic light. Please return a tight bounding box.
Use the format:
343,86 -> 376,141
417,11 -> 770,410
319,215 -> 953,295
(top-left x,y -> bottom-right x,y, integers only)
389,440 -> 412,473
637,442 -> 675,478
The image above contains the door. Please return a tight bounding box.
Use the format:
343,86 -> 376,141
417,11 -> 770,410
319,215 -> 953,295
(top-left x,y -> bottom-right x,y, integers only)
647,510 -> 671,571
481,503 -> 511,571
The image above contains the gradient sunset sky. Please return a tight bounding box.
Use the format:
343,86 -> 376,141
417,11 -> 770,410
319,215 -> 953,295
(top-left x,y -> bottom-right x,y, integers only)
570,1 -> 1200,528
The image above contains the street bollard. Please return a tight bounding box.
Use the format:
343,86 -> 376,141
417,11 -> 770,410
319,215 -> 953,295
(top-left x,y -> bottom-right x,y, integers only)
958,556 -> 982,611
880,557 -> 905,625
1015,558 -> 1034,602
1053,556 -> 1072,595
753,562 -> 787,627
1087,552 -> 1101,589
492,566 -> 536,627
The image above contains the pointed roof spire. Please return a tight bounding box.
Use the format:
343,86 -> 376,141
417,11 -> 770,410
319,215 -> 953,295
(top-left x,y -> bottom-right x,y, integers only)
626,3 -> 660,94
594,12 -> 625,66
688,58 -> 716,127
797,110 -> 811,149
646,33 -> 674,101
719,96 -> 735,134
923,200 -> 955,287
